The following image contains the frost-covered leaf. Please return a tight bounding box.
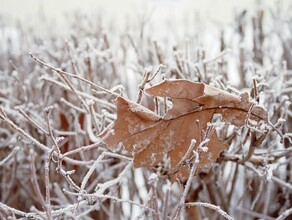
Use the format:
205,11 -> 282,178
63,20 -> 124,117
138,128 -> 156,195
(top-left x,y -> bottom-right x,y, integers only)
100,79 -> 268,181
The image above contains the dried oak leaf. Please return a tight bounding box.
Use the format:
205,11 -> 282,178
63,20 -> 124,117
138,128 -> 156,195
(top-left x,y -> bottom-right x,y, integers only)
99,79 -> 268,181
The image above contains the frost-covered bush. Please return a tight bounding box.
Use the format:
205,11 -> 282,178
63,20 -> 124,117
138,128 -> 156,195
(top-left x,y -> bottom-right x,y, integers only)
0,5 -> 292,220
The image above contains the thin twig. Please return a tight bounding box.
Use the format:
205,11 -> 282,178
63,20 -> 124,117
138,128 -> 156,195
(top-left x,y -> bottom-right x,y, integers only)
162,180 -> 171,220
173,150 -> 200,220
276,207 -> 292,220
44,149 -> 54,220
0,107 -> 49,152
0,107 -> 94,166
30,53 -> 120,97
136,68 -> 151,103
233,205 -> 274,220
63,190 -> 154,213
0,202 -> 42,219
41,76 -> 115,109
167,139 -> 197,177
0,146 -> 20,167
185,202 -> 234,220
271,175 -> 292,191
149,174 -> 160,220
250,178 -> 263,210
16,106 -> 49,135
29,149 -> 51,219
60,98 -> 87,114
44,106 -> 62,170
94,161 -> 133,195
62,142 -> 105,158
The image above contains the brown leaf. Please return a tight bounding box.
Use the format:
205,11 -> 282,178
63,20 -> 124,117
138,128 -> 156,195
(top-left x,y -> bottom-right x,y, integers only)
100,79 -> 268,181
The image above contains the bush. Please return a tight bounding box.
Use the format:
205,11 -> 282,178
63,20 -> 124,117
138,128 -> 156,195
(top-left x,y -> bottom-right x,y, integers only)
0,5 -> 291,220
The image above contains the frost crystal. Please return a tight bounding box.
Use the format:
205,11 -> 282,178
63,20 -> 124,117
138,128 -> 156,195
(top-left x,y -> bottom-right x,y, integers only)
201,146 -> 209,152
265,163 -> 279,181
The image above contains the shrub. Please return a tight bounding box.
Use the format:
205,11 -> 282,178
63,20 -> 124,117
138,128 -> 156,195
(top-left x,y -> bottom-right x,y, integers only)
0,5 -> 291,220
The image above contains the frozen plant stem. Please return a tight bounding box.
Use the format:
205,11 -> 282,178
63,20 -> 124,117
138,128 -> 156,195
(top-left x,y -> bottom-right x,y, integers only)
29,53 -> 120,98
162,180 -> 171,220
136,65 -> 163,103
0,202 -> 41,219
276,207 -> 292,220
0,107 -> 49,152
61,141 -> 105,158
0,146 -> 20,167
149,174 -> 160,220
168,139 -> 197,177
95,161 -> 133,195
80,151 -> 133,192
16,106 -> 49,135
80,151 -> 108,191
250,178 -> 263,210
41,76 -> 115,109
137,68 -> 151,103
44,106 -> 62,170
88,101 -> 100,134
173,150 -> 200,220
184,202 -> 234,220
239,132 -> 257,164
0,106 -> 94,166
33,54 -> 90,113
44,149 -> 54,220
63,191 -> 154,213
29,149 -> 52,220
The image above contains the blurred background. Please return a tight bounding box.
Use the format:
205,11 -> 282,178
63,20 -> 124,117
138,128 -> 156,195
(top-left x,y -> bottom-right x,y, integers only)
1,0 -> 291,28
1,0 -> 291,86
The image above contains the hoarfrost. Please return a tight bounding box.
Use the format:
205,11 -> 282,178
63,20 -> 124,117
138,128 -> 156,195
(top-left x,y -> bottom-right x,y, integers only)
264,163 -> 279,181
